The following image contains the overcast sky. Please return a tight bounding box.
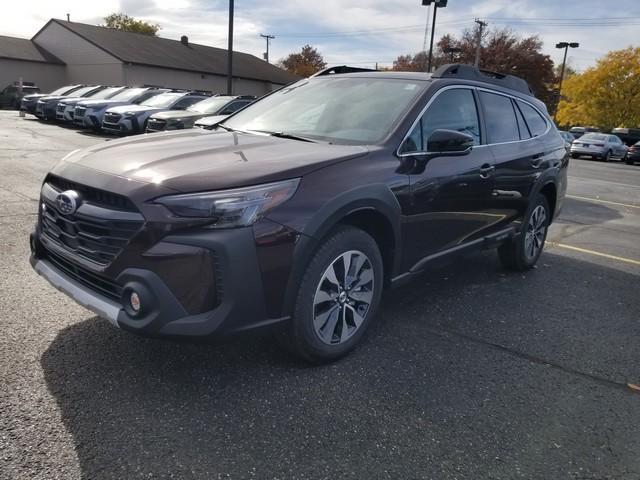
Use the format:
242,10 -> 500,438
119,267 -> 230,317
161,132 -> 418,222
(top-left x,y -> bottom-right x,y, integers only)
2,0 -> 639,71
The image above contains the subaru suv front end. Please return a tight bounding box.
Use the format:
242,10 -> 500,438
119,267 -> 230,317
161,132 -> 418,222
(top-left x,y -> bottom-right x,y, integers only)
56,86 -> 126,123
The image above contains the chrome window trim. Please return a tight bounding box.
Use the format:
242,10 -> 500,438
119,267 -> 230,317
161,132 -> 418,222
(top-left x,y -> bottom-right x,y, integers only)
396,84 -> 551,158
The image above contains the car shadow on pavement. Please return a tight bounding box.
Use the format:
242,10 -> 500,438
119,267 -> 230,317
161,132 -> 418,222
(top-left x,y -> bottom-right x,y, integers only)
40,251 -> 640,479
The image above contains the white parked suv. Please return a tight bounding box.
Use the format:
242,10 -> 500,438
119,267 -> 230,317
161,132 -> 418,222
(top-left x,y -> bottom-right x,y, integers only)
570,133 -> 628,162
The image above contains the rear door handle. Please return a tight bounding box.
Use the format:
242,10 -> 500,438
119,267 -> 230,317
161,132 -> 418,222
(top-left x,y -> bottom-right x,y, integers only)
479,164 -> 495,179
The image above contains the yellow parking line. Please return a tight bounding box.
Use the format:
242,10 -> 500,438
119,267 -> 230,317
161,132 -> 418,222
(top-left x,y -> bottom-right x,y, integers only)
567,195 -> 640,210
546,242 -> 640,266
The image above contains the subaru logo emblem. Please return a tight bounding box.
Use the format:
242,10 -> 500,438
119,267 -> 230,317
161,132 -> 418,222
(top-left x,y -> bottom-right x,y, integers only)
56,190 -> 80,215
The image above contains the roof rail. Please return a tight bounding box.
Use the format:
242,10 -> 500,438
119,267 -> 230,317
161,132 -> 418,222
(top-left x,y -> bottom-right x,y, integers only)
312,65 -> 378,77
431,63 -> 533,96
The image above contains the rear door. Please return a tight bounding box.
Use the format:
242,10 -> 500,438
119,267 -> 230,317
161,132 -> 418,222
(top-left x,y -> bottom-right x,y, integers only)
479,91 -> 548,229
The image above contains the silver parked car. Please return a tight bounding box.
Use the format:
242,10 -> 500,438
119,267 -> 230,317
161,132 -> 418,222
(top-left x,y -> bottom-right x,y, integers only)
570,133 -> 628,162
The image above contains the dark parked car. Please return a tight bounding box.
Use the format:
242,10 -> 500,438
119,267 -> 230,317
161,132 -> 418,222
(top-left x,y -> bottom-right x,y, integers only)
102,91 -> 210,135
20,84 -> 84,115
35,85 -> 107,121
626,141 -> 640,165
30,64 -> 568,362
146,95 -> 255,132
0,82 -> 40,109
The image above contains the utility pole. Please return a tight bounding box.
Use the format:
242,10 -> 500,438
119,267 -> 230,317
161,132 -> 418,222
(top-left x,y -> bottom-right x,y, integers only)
260,34 -> 275,63
474,19 -> 488,67
227,0 -> 234,95
554,41 -> 579,121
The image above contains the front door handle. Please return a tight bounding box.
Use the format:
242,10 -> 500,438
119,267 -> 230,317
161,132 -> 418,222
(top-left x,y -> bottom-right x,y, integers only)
479,164 -> 495,179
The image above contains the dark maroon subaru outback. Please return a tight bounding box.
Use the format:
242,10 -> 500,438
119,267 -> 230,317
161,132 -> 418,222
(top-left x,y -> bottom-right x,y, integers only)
30,64 -> 568,362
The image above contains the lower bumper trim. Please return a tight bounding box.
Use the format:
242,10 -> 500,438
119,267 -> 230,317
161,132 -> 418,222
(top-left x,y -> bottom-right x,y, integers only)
31,258 -> 121,327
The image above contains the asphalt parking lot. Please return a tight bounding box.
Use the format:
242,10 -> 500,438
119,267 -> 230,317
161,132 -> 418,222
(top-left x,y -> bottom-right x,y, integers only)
1,111 -> 639,480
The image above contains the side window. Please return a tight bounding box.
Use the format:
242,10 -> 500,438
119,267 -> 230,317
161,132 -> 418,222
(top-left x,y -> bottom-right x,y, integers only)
513,99 -> 531,140
517,100 -> 547,137
479,91 -> 520,144
401,88 -> 480,153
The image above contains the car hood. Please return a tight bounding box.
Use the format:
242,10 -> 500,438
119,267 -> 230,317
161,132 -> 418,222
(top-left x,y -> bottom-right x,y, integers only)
78,99 -> 132,108
106,104 -> 160,114
195,115 -> 229,127
23,93 -> 48,100
59,129 -> 369,192
37,95 -> 66,103
151,110 -> 204,121
57,97 -> 86,106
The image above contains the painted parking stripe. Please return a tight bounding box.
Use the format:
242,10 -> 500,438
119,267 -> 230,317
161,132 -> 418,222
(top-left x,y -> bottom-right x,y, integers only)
566,195 -> 640,210
546,242 -> 640,267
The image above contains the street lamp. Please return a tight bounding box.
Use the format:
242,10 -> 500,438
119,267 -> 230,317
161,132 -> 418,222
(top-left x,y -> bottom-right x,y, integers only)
554,41 -> 579,121
421,0 -> 448,73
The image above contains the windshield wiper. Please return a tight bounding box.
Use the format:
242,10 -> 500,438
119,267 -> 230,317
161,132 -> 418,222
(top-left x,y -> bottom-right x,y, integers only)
215,123 -> 235,132
250,130 -> 317,143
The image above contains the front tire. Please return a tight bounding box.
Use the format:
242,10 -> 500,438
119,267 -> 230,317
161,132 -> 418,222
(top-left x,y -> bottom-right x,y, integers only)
284,226 -> 383,363
498,195 -> 550,271
602,150 -> 611,162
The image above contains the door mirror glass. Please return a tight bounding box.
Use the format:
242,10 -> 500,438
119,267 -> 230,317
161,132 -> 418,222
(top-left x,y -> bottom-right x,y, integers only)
427,129 -> 474,154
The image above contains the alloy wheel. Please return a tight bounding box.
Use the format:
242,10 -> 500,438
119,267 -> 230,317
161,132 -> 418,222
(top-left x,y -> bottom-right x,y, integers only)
312,250 -> 374,345
524,205 -> 547,260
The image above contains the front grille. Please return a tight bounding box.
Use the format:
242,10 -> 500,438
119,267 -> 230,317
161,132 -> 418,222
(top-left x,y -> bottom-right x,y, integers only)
57,104 -> 66,112
75,106 -> 86,117
46,248 -> 123,301
146,119 -> 167,132
47,174 -> 136,211
103,112 -> 122,124
40,178 -> 144,266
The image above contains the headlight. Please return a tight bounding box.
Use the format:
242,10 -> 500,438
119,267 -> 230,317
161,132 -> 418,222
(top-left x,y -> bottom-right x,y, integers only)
123,111 -> 140,118
154,178 -> 300,228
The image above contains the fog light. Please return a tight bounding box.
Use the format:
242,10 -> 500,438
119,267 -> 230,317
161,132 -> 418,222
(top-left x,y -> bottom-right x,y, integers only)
129,291 -> 141,313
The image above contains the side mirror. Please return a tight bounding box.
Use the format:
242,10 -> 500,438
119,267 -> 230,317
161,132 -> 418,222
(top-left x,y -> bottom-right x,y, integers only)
426,129 -> 474,156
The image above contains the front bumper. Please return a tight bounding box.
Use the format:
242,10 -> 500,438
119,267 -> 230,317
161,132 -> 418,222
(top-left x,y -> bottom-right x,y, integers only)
30,226 -> 289,338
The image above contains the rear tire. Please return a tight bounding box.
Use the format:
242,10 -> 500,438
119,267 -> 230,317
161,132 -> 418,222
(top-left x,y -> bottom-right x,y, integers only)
283,226 -> 383,363
498,195 -> 550,271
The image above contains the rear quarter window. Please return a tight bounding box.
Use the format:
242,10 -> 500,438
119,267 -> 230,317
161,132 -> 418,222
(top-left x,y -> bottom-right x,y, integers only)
517,101 -> 548,137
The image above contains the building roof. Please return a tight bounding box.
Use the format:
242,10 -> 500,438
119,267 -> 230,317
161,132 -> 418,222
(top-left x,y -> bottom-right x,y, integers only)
0,35 -> 63,64
35,19 -> 297,85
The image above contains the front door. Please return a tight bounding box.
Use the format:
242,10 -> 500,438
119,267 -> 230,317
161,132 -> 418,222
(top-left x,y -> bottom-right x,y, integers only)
399,87 -> 497,271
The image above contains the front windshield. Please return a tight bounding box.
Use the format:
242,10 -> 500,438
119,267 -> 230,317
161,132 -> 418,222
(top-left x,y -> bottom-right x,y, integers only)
224,77 -> 426,144
581,134 -> 607,141
188,97 -> 234,114
72,86 -> 101,97
50,85 -> 73,95
140,92 -> 184,108
109,87 -> 147,102
89,87 -> 123,100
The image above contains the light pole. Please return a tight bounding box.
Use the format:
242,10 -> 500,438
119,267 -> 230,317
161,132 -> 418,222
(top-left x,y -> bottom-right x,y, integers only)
421,0 -> 448,73
554,41 -> 579,121
227,0 -> 234,95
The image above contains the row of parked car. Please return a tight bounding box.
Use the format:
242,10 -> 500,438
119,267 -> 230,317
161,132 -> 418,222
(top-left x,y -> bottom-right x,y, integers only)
557,128 -> 640,166
19,84 -> 256,134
